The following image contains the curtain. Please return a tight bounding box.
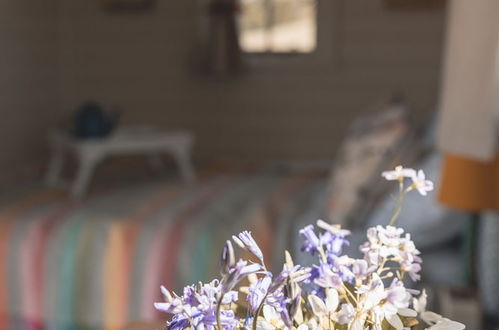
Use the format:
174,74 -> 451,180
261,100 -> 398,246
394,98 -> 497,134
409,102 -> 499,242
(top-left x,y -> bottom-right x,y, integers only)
204,0 -> 242,77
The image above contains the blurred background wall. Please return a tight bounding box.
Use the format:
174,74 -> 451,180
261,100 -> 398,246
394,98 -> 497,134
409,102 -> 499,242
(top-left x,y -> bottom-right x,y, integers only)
0,0 -> 447,176
57,0 -> 446,162
0,1 -> 59,180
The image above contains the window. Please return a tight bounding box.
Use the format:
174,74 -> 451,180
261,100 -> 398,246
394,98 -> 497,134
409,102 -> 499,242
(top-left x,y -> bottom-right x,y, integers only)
238,0 -> 317,53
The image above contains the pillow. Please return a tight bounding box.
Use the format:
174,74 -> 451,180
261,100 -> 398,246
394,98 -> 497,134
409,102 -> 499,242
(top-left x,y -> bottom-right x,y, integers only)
324,100 -> 413,228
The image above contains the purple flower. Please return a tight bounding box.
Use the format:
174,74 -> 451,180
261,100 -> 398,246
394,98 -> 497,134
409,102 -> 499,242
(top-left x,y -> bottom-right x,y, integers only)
156,279 -> 240,330
221,260 -> 262,293
220,240 -> 235,276
201,309 -> 239,330
312,263 -> 343,289
299,225 -> 321,255
269,265 -> 310,293
154,298 -> 182,314
182,284 -> 197,306
351,259 -> 376,284
321,231 -> 350,260
243,315 -> 254,327
167,315 -> 193,330
332,256 -> 355,283
288,293 -> 301,320
166,305 -> 203,330
247,276 -> 271,313
233,231 -> 264,262
266,292 -> 293,328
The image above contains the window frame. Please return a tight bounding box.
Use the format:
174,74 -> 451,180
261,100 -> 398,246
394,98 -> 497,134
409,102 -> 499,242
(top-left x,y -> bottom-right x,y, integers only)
196,0 -> 345,71
241,0 -> 344,70
237,0 -> 319,56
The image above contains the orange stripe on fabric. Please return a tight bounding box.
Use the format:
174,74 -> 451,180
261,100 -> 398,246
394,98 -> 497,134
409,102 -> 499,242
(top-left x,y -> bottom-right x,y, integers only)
102,185 -> 182,329
103,223 -> 128,330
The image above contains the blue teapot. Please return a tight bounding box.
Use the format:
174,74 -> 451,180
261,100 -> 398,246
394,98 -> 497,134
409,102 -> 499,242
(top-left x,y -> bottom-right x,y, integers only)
72,102 -> 120,139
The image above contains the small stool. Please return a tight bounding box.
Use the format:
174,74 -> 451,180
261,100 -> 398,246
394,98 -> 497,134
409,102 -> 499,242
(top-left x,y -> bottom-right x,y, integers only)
44,127 -> 196,197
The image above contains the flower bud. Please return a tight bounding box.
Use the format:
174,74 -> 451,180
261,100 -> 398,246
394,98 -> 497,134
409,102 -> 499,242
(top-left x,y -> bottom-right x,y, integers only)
160,285 -> 173,302
220,240 -> 235,276
288,294 -> 301,320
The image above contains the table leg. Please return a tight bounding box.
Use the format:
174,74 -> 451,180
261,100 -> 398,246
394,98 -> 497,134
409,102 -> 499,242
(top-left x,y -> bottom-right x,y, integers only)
171,147 -> 196,184
45,145 -> 64,186
72,149 -> 102,198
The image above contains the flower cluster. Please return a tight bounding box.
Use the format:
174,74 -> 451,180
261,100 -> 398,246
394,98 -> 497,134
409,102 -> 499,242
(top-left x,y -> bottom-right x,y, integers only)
155,166 -> 465,330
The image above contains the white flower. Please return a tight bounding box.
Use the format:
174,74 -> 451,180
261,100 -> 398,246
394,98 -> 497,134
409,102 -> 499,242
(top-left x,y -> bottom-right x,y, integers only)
306,289 -> 339,329
316,219 -> 351,237
413,289 -> 427,314
294,325 -> 309,330
411,169 -> 434,196
349,316 -> 367,330
360,226 -> 422,282
356,275 -> 416,330
413,290 -> 465,329
337,303 -> 355,324
357,273 -> 385,310
373,304 -> 403,329
313,265 -> 343,289
352,259 -> 376,285
377,225 -> 404,258
426,318 -> 466,330
257,305 -> 286,330
307,289 -> 339,317
386,279 -> 412,309
382,166 -> 416,181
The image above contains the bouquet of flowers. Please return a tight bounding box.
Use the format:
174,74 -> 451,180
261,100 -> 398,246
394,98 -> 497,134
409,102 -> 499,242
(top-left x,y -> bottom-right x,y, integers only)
155,166 -> 466,330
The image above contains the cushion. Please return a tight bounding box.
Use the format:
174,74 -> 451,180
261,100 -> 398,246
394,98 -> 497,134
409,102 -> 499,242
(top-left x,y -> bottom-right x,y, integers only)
324,100 -> 413,228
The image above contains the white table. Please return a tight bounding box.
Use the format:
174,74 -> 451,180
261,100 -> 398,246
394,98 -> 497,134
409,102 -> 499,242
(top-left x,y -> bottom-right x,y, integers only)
44,128 -> 196,197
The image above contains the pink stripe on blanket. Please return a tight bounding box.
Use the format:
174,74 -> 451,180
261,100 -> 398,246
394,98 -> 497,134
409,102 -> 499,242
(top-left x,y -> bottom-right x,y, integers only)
22,204 -> 75,330
140,222 -> 172,320
20,219 -> 42,328
151,178 -> 241,320
0,192 -> 60,330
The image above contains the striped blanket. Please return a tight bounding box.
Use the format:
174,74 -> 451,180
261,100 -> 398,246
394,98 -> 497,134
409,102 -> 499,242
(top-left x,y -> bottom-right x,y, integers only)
0,167 -> 327,330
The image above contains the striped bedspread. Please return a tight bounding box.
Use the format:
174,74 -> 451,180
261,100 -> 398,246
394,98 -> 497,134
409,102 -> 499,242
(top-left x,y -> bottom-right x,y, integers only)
0,167 -> 326,330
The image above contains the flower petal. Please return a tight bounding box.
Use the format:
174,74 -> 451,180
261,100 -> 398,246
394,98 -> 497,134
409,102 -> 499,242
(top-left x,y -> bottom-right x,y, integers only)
386,313 -> 404,329
256,320 -> 275,330
308,294 -> 327,316
325,288 -> 339,313
427,318 -> 466,330
398,308 -> 417,317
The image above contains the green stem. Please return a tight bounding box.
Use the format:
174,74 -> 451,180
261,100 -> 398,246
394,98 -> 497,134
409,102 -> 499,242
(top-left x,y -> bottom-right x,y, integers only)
318,246 -> 328,264
388,184 -> 414,227
216,294 -> 225,330
342,283 -> 358,306
252,293 -> 270,330
183,312 -> 196,330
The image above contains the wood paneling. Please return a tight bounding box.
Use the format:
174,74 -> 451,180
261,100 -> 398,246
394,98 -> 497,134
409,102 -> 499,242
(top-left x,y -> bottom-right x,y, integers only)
0,1 -> 59,178
58,0 -> 446,162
